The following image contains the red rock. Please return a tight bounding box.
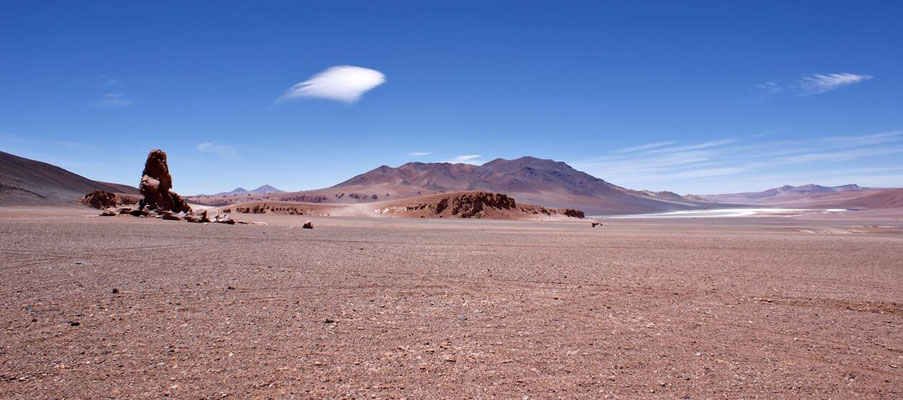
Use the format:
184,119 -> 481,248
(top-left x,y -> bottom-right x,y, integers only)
139,149 -> 190,213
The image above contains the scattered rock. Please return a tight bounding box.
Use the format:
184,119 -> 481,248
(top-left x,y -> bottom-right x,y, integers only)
160,211 -> 181,221
112,288 -> 119,294
302,220 -> 313,229
591,222 -> 602,228
184,210 -> 210,223
69,321 -> 80,327
100,208 -> 117,216
214,214 -> 236,225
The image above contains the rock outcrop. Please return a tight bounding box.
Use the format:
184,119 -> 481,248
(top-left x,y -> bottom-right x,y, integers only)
139,149 -> 190,213
375,191 -> 586,220
434,192 -> 517,218
82,191 -> 141,209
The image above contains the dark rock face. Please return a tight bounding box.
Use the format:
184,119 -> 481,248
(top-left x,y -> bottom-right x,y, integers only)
83,191 -> 140,209
139,150 -> 190,213
83,191 -> 117,209
560,209 -> 585,219
448,192 -> 516,218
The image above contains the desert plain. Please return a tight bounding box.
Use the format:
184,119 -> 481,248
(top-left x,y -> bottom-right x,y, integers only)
1,207 -> 901,398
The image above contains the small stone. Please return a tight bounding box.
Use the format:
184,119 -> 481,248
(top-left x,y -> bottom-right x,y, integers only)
302,220 -> 313,229
112,288 -> 119,294
69,321 -> 80,326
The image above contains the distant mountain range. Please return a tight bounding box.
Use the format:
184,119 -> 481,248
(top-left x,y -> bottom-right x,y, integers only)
204,185 -> 285,197
3,150 -> 901,213
698,184 -> 869,204
247,156 -> 715,215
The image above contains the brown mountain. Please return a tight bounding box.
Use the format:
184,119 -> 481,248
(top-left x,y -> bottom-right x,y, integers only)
0,151 -> 138,206
231,156 -> 712,215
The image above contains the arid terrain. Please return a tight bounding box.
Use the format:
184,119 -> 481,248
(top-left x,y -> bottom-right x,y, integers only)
1,206 -> 901,398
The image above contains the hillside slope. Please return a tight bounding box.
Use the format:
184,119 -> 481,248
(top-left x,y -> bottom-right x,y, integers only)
0,151 -> 138,205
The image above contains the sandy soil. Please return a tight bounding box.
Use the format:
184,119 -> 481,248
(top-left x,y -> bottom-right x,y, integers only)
1,207 -> 902,398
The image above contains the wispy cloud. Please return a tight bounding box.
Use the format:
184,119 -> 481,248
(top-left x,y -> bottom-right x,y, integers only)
796,73 -> 872,95
408,152 -> 431,157
91,93 -> 135,107
444,154 -> 484,164
749,72 -> 872,98
749,81 -> 783,94
92,76 -> 135,106
647,139 -> 736,154
279,65 -> 386,104
572,130 -> 903,193
197,141 -> 238,159
613,141 -> 675,153
99,75 -> 120,87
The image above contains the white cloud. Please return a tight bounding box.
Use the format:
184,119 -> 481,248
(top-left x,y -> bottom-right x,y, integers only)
408,152 -> 431,157
279,65 -> 386,103
613,141 -> 675,153
443,154 -> 484,164
796,73 -> 872,95
647,139 -> 736,154
197,142 -> 238,159
99,75 -> 121,87
749,81 -> 783,94
747,73 -> 872,99
92,93 -> 135,106
452,155 -> 481,162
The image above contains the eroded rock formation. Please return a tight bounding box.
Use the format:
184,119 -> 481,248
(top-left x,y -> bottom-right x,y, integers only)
139,149 -> 190,213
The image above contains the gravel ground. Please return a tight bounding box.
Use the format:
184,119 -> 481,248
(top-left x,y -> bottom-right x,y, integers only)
1,208 -> 902,398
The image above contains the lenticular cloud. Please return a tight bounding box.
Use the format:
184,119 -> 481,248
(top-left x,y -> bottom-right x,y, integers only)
281,65 -> 386,103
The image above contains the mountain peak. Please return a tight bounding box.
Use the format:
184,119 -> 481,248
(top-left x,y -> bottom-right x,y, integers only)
328,155 -> 696,214
249,185 -> 284,194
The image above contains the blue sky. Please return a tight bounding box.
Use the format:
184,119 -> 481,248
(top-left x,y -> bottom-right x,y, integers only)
1,1 -> 901,194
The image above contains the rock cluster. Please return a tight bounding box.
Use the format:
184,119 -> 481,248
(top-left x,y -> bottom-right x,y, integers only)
94,149 -> 239,225
139,149 -> 190,213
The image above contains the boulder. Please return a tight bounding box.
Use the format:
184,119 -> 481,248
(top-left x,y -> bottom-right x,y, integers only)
185,210 -> 210,223
139,149 -> 190,213
214,214 -> 236,225
160,211 -> 181,221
